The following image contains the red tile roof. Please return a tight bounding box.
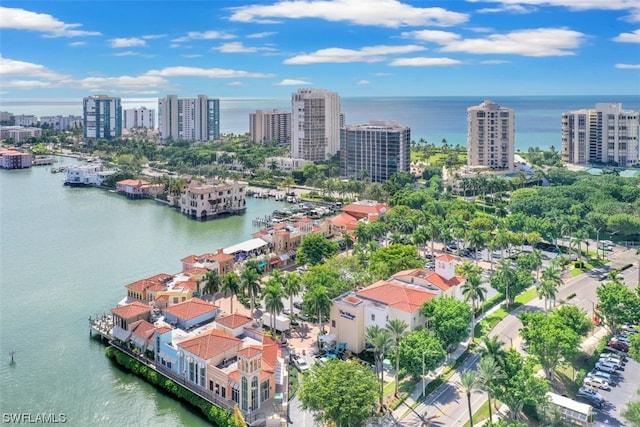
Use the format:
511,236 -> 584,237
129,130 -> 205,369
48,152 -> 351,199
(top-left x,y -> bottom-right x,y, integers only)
238,345 -> 263,358
117,179 -> 151,187
111,301 -> 150,319
177,329 -> 242,360
356,281 -> 436,312
216,313 -> 253,329
131,320 -> 157,338
342,201 -> 390,216
391,268 -> 465,291
331,212 -> 359,229
163,297 -> 218,321
436,253 -> 458,262
181,255 -> 199,264
155,326 -> 172,335
125,273 -> 172,292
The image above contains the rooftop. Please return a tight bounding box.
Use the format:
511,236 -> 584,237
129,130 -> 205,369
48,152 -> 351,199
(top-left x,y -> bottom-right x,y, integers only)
163,297 -> 218,321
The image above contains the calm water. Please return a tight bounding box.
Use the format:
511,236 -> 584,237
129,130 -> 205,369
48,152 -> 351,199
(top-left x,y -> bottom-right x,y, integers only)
2,95 -> 639,150
0,157 -> 286,426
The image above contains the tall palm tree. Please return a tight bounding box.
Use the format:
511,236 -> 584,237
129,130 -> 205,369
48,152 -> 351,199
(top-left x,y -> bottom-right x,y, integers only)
493,259 -> 518,307
364,325 -> 394,410
283,272 -> 302,321
573,229 -> 588,263
458,370 -> 480,427
240,261 -> 262,319
200,270 -> 221,305
479,336 -> 506,367
386,319 -> 409,397
477,356 -> 505,423
306,285 -> 331,334
457,261 -> 482,280
494,228 -> 510,260
220,272 -> 240,314
536,279 -> 557,312
461,272 -> 487,341
263,281 -> 284,332
424,220 -> 441,258
541,264 -> 562,308
531,249 -> 543,281
412,226 -> 429,259
466,229 -> 487,265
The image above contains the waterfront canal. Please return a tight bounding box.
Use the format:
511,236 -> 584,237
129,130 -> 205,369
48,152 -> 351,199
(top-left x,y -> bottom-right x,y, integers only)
0,157 -> 286,426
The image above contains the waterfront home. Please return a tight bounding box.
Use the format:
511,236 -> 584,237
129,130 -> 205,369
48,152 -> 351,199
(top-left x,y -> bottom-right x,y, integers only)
111,301 -> 151,342
181,248 -> 235,277
115,179 -> 164,199
162,297 -> 219,330
64,163 -> 116,187
155,324 -> 282,416
0,147 -> 32,169
179,180 -> 247,219
125,273 -> 173,302
129,319 -> 158,354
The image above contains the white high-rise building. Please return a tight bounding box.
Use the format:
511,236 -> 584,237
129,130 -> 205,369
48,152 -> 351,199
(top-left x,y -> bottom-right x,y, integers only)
124,106 -> 155,130
158,95 -> 220,142
562,103 -> 639,167
83,95 -> 122,140
340,120 -> 411,182
39,115 -> 82,131
249,109 -> 291,145
291,89 -> 341,161
466,100 -> 515,171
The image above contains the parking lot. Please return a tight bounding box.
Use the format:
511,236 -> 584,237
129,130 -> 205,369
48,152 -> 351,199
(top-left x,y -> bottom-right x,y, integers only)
592,355 -> 639,426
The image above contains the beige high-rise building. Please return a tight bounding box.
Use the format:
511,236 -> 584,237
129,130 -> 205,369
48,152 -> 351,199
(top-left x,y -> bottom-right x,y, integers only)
466,100 -> 515,171
291,88 -> 341,161
562,103 -> 639,167
249,109 -> 291,145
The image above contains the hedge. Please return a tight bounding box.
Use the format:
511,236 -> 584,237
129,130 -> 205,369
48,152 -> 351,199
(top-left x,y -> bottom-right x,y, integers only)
105,346 -> 239,427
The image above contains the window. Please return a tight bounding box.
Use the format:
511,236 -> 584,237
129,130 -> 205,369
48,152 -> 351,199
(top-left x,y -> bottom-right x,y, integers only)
331,320 -> 336,328
371,314 -> 375,321
251,376 -> 259,410
241,377 -> 248,411
232,387 -> 239,404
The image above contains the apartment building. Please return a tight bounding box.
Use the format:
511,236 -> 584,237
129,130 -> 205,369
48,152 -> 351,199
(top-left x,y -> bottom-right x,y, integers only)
83,95 -> 122,140
124,106 -> 155,130
39,115 -> 82,131
467,100 -> 515,171
340,120 -> 410,182
249,109 -> 291,145
291,88 -> 342,161
158,95 -> 220,142
562,103 -> 639,167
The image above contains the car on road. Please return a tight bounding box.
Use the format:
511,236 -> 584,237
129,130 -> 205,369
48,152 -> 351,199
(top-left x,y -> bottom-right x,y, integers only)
576,387 -> 605,407
583,376 -> 611,390
291,355 -> 310,372
607,340 -> 629,352
595,361 -> 620,373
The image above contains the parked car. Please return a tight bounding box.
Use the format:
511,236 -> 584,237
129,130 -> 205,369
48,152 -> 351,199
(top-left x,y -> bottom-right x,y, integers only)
599,353 -> 625,366
425,262 -> 436,269
576,387 -> 605,407
583,377 -> 611,391
293,301 -> 304,310
595,361 -> 619,373
597,357 -> 622,369
607,340 -> 629,352
603,346 -> 629,360
622,325 -> 638,334
587,370 -> 615,385
292,355 -> 309,372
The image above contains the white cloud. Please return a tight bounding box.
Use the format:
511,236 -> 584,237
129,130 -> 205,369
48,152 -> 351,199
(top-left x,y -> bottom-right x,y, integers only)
182,54 -> 203,58
172,30 -> 236,43
390,57 -> 462,66
247,31 -> 276,38
401,30 -> 461,44
0,6 -> 101,37
0,56 -> 69,80
228,81 -> 245,87
615,63 -> 640,69
274,79 -> 312,85
2,80 -> 56,89
109,37 -> 146,48
469,0 -> 637,11
613,29 -> 640,43
284,44 -> 426,64
77,75 -> 169,91
69,41 -> 86,47
142,34 -> 166,40
357,80 -> 370,85
443,28 -> 585,57
145,66 -> 275,78
213,41 -> 276,53
228,0 -> 468,28
475,5 -> 534,14
112,51 -> 140,57
480,59 -> 511,64
373,72 -> 392,76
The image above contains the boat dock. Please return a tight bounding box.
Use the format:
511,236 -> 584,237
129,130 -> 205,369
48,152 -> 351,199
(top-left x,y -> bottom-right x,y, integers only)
89,314 -> 114,341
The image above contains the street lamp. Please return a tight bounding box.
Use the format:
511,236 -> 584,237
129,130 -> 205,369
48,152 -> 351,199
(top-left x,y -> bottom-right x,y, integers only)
422,350 -> 427,398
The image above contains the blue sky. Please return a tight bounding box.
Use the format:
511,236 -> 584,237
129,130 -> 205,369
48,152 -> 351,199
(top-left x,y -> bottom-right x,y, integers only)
0,0 -> 639,99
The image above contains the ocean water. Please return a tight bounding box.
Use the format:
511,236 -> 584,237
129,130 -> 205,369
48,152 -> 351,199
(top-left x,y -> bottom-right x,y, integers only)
2,95 -> 639,151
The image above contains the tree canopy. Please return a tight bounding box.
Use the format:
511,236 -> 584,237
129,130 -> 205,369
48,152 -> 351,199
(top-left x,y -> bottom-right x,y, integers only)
295,233 -> 338,266
420,296 -> 471,351
368,243 -> 423,279
398,329 -> 447,380
298,359 -> 378,427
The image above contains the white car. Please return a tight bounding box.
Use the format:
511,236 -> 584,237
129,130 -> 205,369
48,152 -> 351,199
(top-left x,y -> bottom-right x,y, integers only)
587,370 -> 615,385
583,377 -> 610,391
292,355 -> 310,372
599,353 -> 624,366
594,361 -> 618,373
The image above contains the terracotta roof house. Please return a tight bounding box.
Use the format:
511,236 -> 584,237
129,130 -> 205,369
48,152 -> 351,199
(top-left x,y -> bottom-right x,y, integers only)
125,273 -> 172,301
111,301 -> 151,343
163,297 -> 220,330
390,254 -> 465,299
129,319 -> 157,353
215,313 -> 254,337
341,200 -> 390,221
116,179 -> 164,199
330,278 -> 437,353
181,249 -> 235,276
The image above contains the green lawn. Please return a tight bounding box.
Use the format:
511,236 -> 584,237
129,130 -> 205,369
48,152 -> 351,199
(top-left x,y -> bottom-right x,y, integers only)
462,400 -> 493,427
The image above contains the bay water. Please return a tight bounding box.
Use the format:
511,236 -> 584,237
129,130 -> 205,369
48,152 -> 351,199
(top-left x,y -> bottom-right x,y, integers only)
0,157 -> 286,426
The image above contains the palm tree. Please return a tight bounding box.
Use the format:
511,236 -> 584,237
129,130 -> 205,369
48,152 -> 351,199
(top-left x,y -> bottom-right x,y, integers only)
200,270 -> 221,305
220,272 -> 241,314
341,231 -> 354,252
354,222 -> 372,244
606,270 -> 625,286
466,229 -> 487,266
494,259 -> 518,307
386,319 -> 409,397
536,279 -> 558,312
573,229 -> 588,263
531,249 -> 543,281
412,226 -> 429,258
477,356 -> 505,423
306,285 -> 331,334
457,261 -> 482,280
263,281 -> 284,333
461,272 -> 487,341
541,265 -> 562,308
458,370 -> 480,427
241,261 -> 262,319
283,272 -> 302,321
494,228 -> 510,260
479,336 -> 506,367
364,325 -> 394,410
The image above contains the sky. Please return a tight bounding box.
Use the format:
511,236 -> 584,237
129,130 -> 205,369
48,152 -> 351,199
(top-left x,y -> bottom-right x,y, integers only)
0,0 -> 639,100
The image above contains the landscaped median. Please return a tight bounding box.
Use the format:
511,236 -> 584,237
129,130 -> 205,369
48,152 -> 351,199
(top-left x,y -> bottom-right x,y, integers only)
105,346 -> 240,427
